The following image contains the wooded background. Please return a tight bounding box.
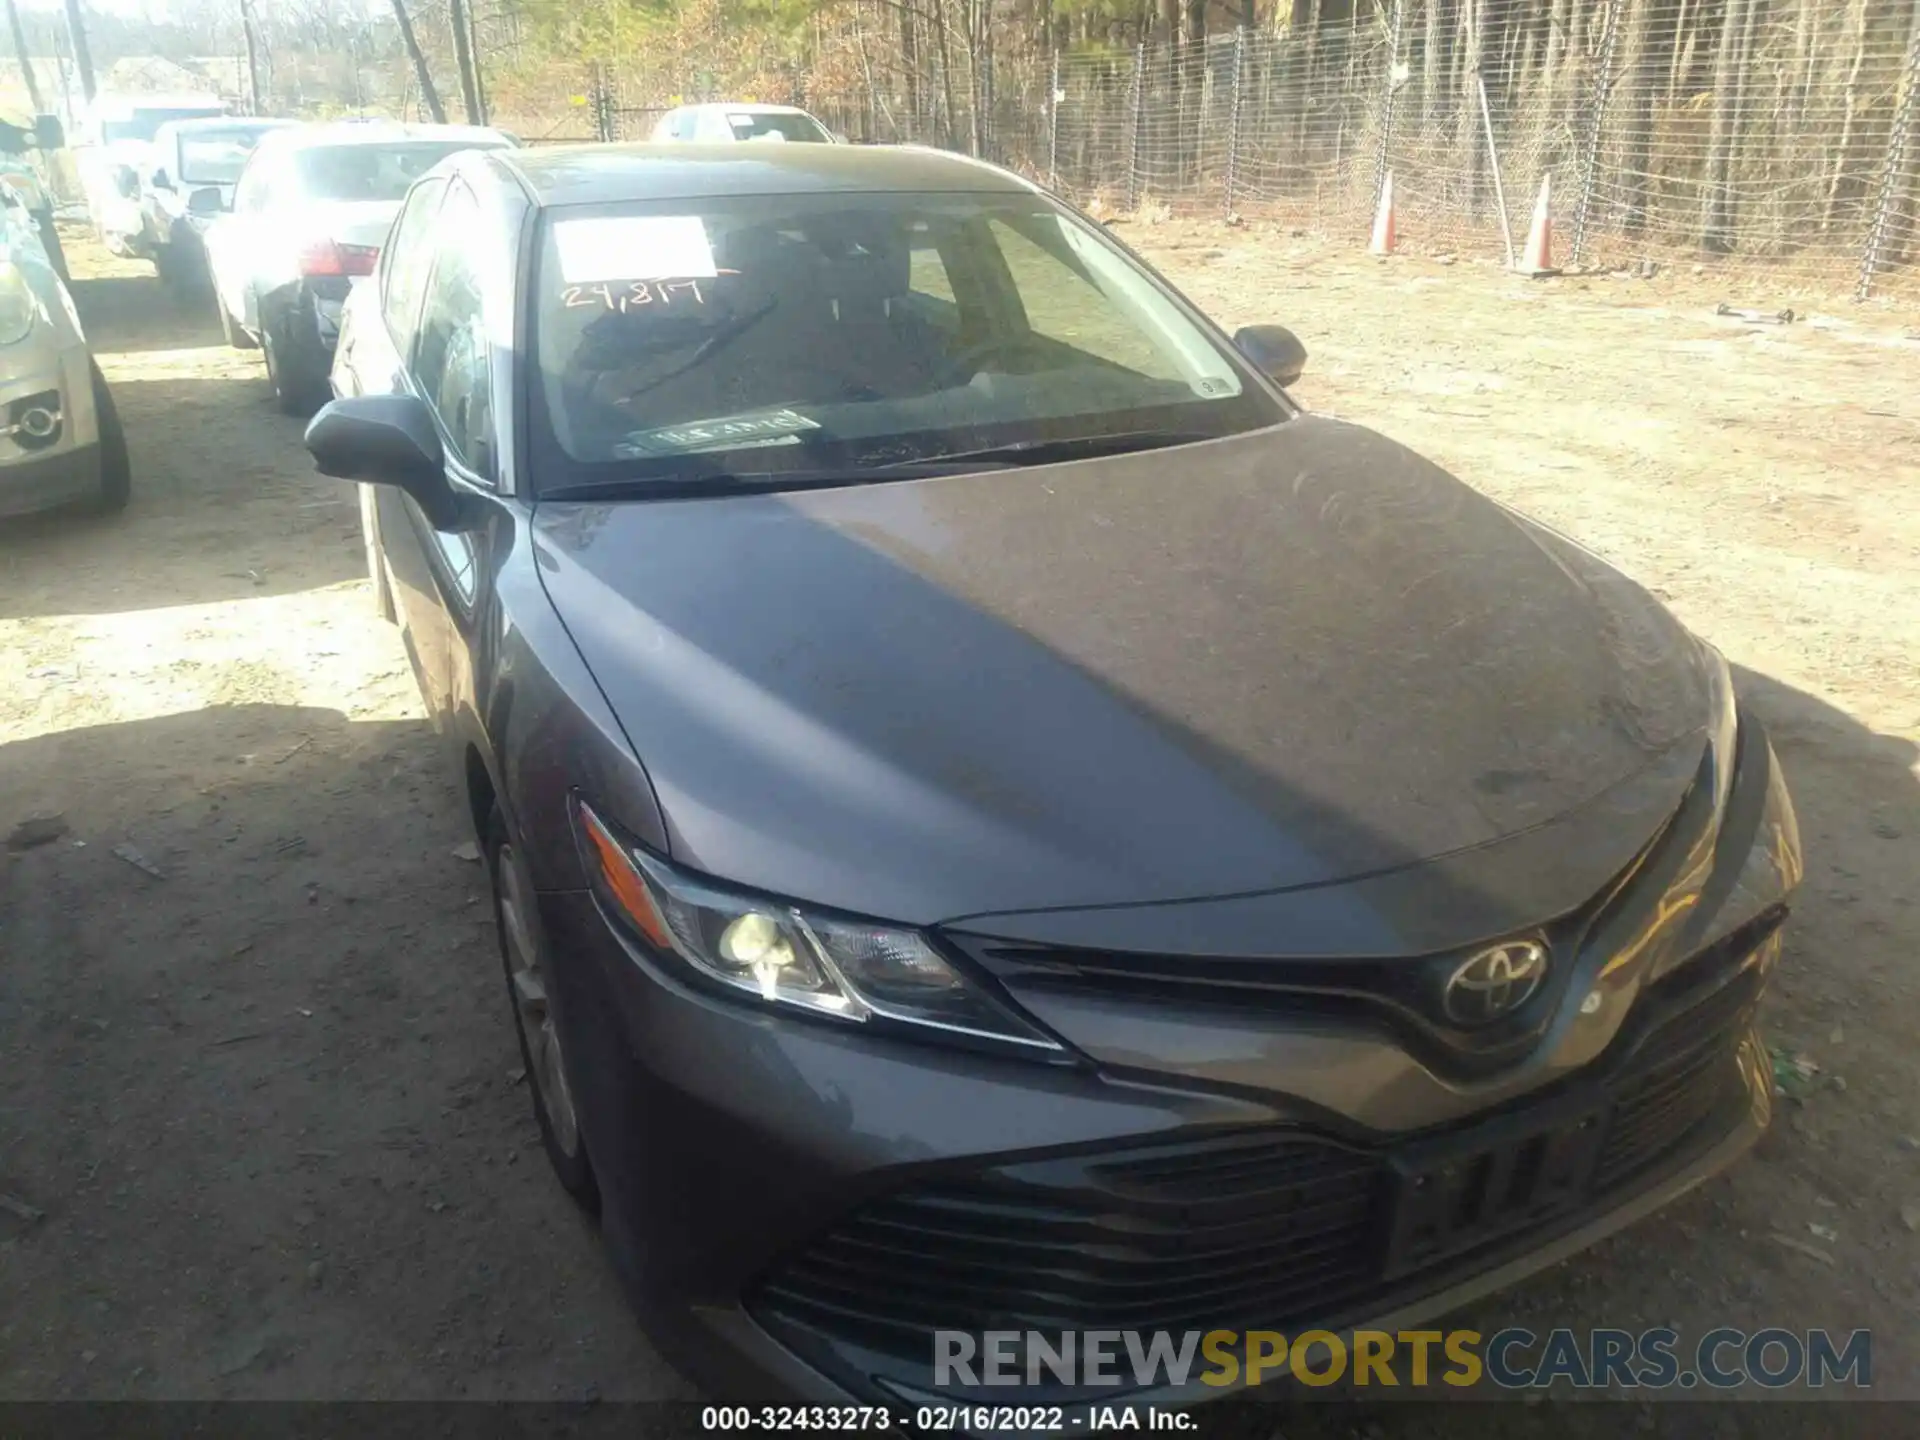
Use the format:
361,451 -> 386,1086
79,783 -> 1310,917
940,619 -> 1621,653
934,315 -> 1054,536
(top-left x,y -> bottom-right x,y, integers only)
13,0 -> 1920,298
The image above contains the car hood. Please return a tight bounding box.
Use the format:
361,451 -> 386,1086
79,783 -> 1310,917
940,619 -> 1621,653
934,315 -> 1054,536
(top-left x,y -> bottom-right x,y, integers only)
533,418 -> 1709,930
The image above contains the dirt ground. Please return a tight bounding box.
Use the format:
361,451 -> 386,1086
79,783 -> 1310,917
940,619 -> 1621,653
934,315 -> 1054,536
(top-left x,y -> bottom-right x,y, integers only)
2,225 -> 1918,1413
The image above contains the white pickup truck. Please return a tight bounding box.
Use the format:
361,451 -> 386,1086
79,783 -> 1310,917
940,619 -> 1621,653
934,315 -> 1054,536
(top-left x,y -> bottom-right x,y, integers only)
71,91 -> 230,259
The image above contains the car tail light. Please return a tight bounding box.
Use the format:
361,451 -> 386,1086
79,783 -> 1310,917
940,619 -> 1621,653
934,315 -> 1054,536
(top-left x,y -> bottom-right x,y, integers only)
298,240 -> 379,277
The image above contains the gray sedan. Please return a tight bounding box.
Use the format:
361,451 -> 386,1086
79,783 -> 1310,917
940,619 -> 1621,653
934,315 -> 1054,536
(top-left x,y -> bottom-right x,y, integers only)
304,141 -> 1801,1412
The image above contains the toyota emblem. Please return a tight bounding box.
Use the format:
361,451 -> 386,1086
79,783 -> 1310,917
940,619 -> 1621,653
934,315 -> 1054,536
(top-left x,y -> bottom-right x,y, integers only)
1443,940 -> 1549,1025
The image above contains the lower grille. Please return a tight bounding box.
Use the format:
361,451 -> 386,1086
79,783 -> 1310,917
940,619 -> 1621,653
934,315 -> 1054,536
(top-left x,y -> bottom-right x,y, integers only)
753,966 -> 1761,1359
758,1134 -> 1383,1344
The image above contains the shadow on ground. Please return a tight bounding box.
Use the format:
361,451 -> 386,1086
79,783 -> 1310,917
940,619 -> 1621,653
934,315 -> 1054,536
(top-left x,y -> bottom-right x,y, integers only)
0,701 -> 684,1400
70,274 -> 225,354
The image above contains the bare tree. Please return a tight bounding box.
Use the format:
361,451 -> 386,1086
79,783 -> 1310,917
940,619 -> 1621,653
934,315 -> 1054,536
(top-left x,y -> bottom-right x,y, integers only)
61,0 -> 96,103
4,0 -> 44,113
468,0 -> 488,123
389,0 -> 446,123
448,0 -> 483,124
241,0 -> 266,114
1701,0 -> 1758,252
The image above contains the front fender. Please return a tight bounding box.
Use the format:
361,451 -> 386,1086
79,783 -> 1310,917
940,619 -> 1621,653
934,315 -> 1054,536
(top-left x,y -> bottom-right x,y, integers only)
450,507 -> 670,893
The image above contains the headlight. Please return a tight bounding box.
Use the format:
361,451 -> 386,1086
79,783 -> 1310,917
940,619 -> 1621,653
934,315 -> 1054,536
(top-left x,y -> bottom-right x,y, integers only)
1672,736 -> 1801,971
1653,693 -> 1802,981
0,263 -> 35,345
1699,641 -> 1739,821
574,799 -> 1064,1054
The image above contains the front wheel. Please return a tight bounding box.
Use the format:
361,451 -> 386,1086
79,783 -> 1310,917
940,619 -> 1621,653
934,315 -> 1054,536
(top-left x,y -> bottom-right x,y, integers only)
152,241 -> 181,288
488,806 -> 600,1212
89,361 -> 130,514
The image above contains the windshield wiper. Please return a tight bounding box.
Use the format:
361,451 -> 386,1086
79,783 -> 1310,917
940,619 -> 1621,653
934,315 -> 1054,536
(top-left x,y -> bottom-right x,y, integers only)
538,469 -> 962,502
871,429 -> 1218,471
537,431 -> 1221,501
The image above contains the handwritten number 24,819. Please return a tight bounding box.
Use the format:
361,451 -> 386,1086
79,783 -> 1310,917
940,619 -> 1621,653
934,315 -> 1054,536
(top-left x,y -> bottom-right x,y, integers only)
563,277 -> 732,312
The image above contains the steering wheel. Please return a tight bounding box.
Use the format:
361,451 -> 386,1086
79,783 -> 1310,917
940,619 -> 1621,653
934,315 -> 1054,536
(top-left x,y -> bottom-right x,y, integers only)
941,333 -> 1052,385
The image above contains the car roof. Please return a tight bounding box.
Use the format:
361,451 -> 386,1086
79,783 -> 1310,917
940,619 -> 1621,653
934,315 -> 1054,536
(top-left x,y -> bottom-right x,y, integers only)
155,116 -> 296,137
90,93 -> 226,118
492,142 -> 1033,208
671,102 -> 817,117
259,120 -> 513,154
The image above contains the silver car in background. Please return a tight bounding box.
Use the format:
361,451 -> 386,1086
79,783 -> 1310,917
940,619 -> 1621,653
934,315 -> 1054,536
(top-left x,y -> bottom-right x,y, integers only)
204,120 -> 515,413
0,183 -> 128,518
648,102 -> 841,143
141,116 -> 297,290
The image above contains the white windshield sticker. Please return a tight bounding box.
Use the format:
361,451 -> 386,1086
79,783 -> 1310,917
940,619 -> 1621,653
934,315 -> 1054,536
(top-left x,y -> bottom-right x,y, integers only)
616,408 -> 820,457
727,113 -> 756,127
553,215 -> 717,283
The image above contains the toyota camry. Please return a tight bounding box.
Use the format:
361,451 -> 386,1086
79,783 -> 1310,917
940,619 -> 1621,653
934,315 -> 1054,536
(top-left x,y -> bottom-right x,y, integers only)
305,142 -> 1802,1409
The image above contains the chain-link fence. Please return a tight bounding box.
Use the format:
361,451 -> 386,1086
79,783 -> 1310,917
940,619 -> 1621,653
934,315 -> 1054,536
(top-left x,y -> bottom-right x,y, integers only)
492,0 -> 1920,303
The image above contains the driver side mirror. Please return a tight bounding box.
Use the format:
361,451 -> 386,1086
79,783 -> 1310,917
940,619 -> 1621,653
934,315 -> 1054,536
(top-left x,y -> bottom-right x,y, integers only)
113,165 -> 140,200
186,186 -> 225,216
33,114 -> 63,150
306,394 -> 464,530
1233,324 -> 1308,389
151,170 -> 174,191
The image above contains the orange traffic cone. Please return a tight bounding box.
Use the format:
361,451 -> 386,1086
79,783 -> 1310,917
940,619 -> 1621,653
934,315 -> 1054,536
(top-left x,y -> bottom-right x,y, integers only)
1516,172 -> 1559,277
1369,172 -> 1397,257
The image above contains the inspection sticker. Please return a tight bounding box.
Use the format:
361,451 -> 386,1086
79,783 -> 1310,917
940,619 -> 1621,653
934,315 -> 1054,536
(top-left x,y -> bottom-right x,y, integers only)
615,408 -> 821,457
554,215 -> 718,283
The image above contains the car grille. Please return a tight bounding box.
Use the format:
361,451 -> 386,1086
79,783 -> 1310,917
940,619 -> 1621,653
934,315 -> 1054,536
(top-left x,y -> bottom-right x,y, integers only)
751,950 -> 1766,1360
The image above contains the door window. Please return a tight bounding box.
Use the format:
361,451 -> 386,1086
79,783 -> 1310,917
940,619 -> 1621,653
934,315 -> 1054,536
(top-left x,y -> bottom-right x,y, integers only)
410,182 -> 494,478
380,176 -> 450,351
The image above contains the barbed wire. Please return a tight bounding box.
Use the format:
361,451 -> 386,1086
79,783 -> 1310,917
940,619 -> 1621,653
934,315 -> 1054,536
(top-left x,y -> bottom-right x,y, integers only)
386,0 -> 1920,302
804,1 -> 1918,302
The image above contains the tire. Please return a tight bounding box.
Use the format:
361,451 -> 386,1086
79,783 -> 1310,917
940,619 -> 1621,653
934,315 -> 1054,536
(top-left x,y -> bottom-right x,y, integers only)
360,482 -> 397,623
89,361 -> 131,514
487,805 -> 600,1213
260,303 -> 327,417
161,229 -> 211,300
35,212 -> 69,285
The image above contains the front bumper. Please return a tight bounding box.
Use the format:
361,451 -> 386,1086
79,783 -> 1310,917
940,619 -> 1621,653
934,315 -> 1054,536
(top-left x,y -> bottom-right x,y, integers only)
0,336 -> 102,519
533,722 -> 1797,1408
541,880 -> 1774,1407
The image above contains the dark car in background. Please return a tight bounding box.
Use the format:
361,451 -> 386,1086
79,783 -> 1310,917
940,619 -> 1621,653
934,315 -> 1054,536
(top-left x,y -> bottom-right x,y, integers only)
303,141 -> 1803,1410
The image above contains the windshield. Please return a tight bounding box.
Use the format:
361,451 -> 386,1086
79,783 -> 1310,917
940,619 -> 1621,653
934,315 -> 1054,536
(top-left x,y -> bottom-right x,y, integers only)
178,125 -> 277,185
725,111 -> 830,143
295,140 -> 504,202
103,109 -> 225,145
530,192 -> 1284,492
